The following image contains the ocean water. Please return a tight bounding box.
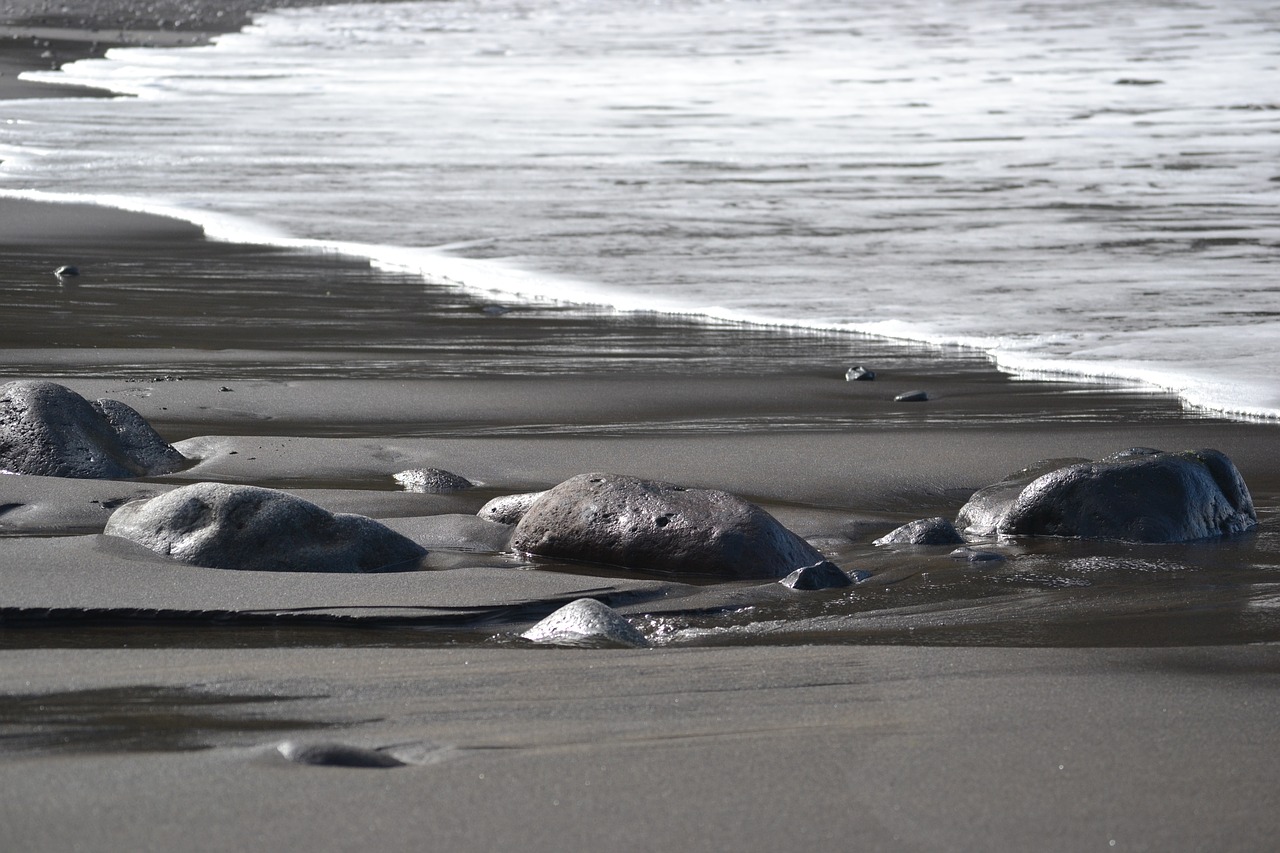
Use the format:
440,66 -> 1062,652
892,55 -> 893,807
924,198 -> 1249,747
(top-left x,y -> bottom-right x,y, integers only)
3,0 -> 1279,418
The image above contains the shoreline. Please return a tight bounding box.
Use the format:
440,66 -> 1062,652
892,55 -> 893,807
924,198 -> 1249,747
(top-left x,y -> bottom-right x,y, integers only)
3,4 -> 1279,850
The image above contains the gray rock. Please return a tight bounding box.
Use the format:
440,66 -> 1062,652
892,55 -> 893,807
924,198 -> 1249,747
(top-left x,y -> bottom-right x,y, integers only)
510,472 -> 825,580
54,265 -> 79,277
779,560 -> 855,590
477,490 -> 547,525
956,448 -> 1257,543
104,482 -> 427,572
520,598 -> 649,648
894,390 -> 929,402
393,467 -> 473,493
0,380 -> 186,479
845,365 -> 876,381
949,547 -> 1006,563
873,517 -> 965,546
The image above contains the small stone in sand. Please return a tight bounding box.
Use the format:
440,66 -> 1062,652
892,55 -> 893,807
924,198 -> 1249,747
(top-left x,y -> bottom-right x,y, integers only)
54,265 -> 79,277
779,560 -> 856,590
394,467 -> 473,493
521,598 -> 649,648
894,390 -> 929,402
874,517 -> 965,546
277,741 -> 405,768
845,365 -> 875,381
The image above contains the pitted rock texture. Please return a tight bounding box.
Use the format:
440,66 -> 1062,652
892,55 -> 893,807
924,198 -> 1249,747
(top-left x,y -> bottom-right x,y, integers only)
510,472 -> 825,580
956,448 -> 1257,543
873,516 -> 965,546
393,467 -> 473,493
104,482 -> 427,572
521,598 -> 649,648
0,380 -> 186,478
477,491 -> 546,525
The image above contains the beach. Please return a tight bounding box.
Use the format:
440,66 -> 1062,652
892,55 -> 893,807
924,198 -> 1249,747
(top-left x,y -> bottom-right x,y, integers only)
3,2 -> 1280,850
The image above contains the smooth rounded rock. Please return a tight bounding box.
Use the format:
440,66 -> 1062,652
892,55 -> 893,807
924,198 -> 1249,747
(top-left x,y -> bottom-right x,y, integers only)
104,482 -> 427,572
873,517 -> 965,546
477,491 -> 547,525
956,448 -> 1257,543
520,598 -> 649,648
393,467 -> 473,493
779,560 -> 855,590
54,265 -> 79,277
0,380 -> 186,479
510,473 -> 825,580
894,390 -> 929,402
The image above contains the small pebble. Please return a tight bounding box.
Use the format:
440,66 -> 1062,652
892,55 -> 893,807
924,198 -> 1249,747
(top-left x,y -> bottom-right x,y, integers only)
54,265 -> 79,277
845,365 -> 875,382
949,547 -> 1005,563
894,390 -> 929,402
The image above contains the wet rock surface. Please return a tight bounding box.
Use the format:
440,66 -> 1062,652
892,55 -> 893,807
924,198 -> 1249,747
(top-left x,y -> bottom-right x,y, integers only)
520,598 -> 649,648
779,560 -> 855,590
104,482 -> 427,572
957,448 -> 1258,543
0,380 -> 186,479
510,473 -> 826,580
873,516 -> 965,546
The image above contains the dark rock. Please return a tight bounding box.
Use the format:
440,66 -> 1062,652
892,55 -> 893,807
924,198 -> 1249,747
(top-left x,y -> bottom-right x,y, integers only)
779,560 -> 855,590
104,482 -> 427,572
54,265 -> 79,277
393,467 -> 473,493
277,741 -> 405,768
520,598 -> 649,648
510,472 -> 825,580
956,448 -> 1257,543
477,491 -> 546,525
845,365 -> 875,382
873,517 -> 965,546
894,390 -> 929,402
0,380 -> 186,479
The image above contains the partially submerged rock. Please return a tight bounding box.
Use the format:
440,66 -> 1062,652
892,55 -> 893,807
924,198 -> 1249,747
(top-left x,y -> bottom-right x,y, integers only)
779,560 -> 855,591
956,448 -> 1257,543
277,741 -> 405,768
873,517 -> 965,546
845,365 -> 875,382
0,380 -> 186,479
894,390 -> 929,402
394,467 -> 473,493
510,472 -> 824,580
477,491 -> 546,525
104,482 -> 427,572
521,598 -> 649,648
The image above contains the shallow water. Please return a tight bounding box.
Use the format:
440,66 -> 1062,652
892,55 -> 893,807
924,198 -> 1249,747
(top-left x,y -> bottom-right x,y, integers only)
3,0 -> 1279,417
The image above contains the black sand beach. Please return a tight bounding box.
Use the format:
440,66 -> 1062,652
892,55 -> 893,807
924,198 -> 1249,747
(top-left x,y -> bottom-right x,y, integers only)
3,3 -> 1279,850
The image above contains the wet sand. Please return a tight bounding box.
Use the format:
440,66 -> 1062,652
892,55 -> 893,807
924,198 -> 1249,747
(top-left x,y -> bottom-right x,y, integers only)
3,4 -> 1280,851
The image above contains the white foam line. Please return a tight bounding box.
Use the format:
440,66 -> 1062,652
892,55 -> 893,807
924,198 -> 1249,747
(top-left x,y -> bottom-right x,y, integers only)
4,188 -> 1277,423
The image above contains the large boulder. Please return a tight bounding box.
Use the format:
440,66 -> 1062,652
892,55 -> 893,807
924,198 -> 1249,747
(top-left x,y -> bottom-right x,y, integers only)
956,448 -> 1257,543
509,472 -> 826,580
0,380 -> 186,478
105,482 -> 427,572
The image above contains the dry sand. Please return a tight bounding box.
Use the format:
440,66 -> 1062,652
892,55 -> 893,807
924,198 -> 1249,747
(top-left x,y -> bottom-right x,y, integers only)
2,4 -> 1279,851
